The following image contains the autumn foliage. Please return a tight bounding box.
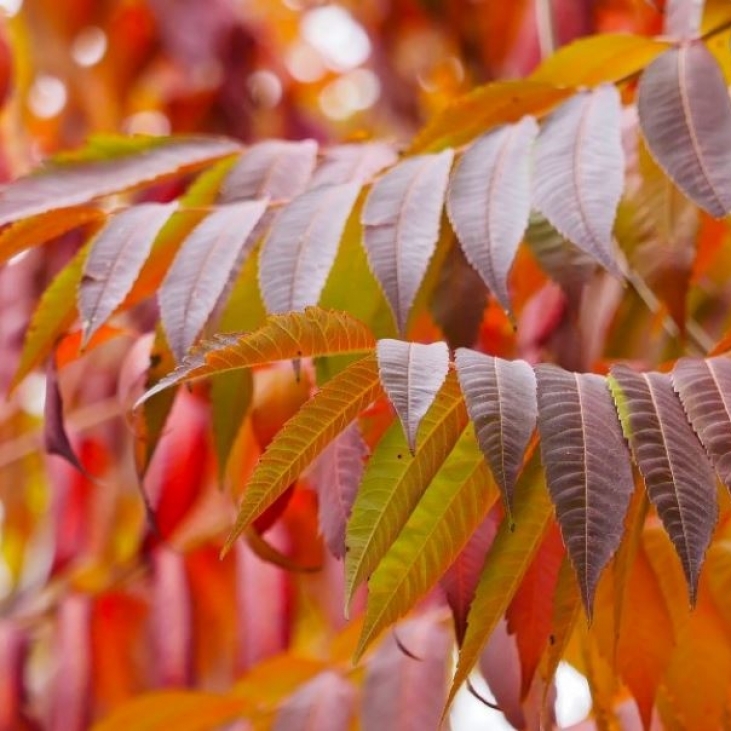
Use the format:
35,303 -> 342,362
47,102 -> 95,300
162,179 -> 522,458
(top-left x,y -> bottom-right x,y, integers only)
4,0 -> 731,729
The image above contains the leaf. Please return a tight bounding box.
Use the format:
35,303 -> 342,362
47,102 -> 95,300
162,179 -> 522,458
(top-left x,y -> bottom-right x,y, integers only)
608,365 -> 718,602
530,34 -> 670,87
0,136 -> 239,226
362,150 -> 453,334
222,355 -> 383,554
446,455 -> 553,711
664,0 -> 705,39
446,117 -> 538,314
309,142 -> 397,187
361,615 -> 451,731
219,139 -> 318,202
272,671 -> 356,731
0,206 -> 104,267
409,81 -> 573,153
536,365 -> 635,614
345,370 -> 469,606
159,200 -> 268,361
672,357 -> 731,491
92,691 -> 248,731
355,425 -> 498,658
376,339 -> 450,454
455,349 -> 537,511
137,308 -> 376,403
211,367 -> 253,481
532,84 -> 624,277
638,42 -> 731,218
308,421 -> 367,558
79,202 -> 177,347
259,183 -> 360,314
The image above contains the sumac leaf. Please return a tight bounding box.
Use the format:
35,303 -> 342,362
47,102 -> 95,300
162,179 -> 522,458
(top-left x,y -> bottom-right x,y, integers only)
309,142 -> 397,187
664,0 -> 705,39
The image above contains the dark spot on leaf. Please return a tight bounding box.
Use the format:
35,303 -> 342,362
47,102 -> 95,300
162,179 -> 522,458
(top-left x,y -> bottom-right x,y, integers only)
549,634 -> 556,645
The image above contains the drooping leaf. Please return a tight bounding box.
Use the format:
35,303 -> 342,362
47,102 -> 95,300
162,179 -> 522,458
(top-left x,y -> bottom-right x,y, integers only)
608,365 -> 718,601
345,371 -> 469,606
664,0 -> 705,39
79,202 -> 177,347
219,139 -> 317,203
272,671 -> 356,731
355,425 -> 498,658
376,339 -> 450,454
0,205 -> 104,266
532,84 -> 624,276
362,151 -> 454,334
0,136 -> 239,226
672,357 -> 731,491
137,308 -> 376,403
638,42 -> 731,218
159,200 -> 268,361
222,355 -> 383,554
530,34 -> 670,87
361,615 -> 451,731
446,117 -> 538,314
308,421 -> 368,558
211,367 -> 253,481
455,349 -> 537,511
447,455 -> 553,711
309,142 -> 397,188
259,183 -> 360,314
536,365 -> 634,614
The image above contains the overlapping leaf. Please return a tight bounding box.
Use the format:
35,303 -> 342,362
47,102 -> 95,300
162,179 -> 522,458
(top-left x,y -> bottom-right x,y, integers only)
222,355 -> 383,554
79,202 -> 177,347
609,366 -> 718,601
672,356 -> 731,490
0,136 -> 239,226
259,183 -> 360,314
664,0 -> 705,39
355,426 -> 498,658
309,142 -> 397,188
446,117 -> 538,313
362,150 -> 453,334
159,200 -> 267,361
455,349 -> 536,511
345,371 -> 469,605
137,308 -> 376,402
536,365 -> 634,613
638,42 -> 731,217
532,84 -> 624,276
376,339 -> 450,454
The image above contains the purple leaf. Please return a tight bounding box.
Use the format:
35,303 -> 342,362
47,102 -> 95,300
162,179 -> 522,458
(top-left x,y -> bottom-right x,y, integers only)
362,150 -> 454,335
376,339 -> 450,454
664,0 -> 705,39
672,356 -> 731,491
272,671 -> 357,731
259,183 -> 360,314
79,202 -> 176,347
361,614 -> 451,731
447,117 -> 539,314
455,349 -> 537,511
219,139 -> 318,203
638,42 -> 731,218
533,85 -> 624,276
536,365 -> 634,614
309,142 -> 397,188
609,365 -> 718,602
308,421 -> 368,558
0,137 -> 239,226
159,200 -> 267,362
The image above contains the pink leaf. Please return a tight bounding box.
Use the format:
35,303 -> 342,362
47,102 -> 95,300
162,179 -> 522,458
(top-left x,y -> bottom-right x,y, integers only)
259,183 -> 360,314
664,0 -> 705,39
310,142 -> 397,187
219,139 -> 317,203
79,202 -> 176,346
532,85 -> 624,276
0,622 -> 27,729
638,42 -> 731,218
159,200 -> 267,361
308,422 -> 368,559
362,150 -> 454,335
447,117 -> 539,314
376,339 -> 450,454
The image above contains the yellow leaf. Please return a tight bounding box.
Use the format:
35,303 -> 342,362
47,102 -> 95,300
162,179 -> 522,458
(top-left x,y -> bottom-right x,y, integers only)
223,355 -> 382,554
355,425 -> 498,659
530,34 -> 670,87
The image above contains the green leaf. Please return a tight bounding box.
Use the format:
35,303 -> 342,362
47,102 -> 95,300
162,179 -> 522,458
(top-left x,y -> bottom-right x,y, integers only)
211,367 -> 253,481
